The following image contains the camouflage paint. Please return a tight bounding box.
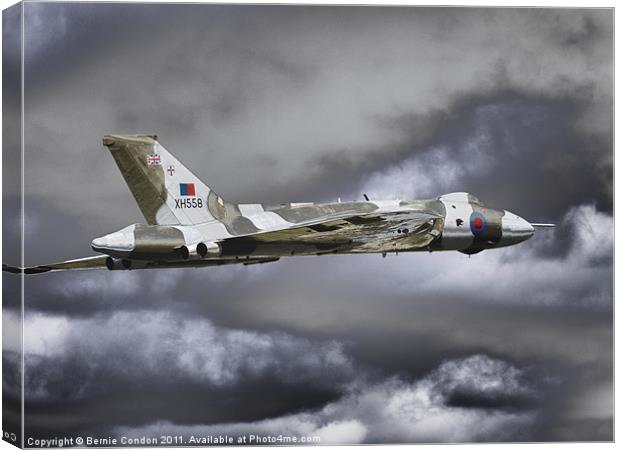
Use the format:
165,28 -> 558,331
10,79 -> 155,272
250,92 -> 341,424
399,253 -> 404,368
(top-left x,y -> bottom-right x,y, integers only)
104,135 -> 169,225
7,135 -> 539,274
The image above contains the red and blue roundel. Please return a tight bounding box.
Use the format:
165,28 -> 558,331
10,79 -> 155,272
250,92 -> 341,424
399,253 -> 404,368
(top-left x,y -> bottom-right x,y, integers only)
470,212 -> 488,236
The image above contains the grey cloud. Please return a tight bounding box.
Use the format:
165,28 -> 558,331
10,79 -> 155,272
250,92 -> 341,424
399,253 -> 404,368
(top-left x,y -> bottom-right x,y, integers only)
20,6 -> 611,210
363,96 -> 611,220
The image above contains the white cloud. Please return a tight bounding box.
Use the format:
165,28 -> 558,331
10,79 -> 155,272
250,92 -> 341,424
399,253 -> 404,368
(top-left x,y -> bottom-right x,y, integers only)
432,354 -> 526,397
52,271 -> 142,298
564,204 -> 613,264
315,420 -> 367,444
2,311 -> 22,354
363,145 -> 461,200
112,354 -> 534,443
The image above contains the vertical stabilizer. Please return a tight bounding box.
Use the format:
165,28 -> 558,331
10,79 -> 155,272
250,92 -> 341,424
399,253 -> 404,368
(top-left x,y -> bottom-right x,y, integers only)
103,134 -> 226,225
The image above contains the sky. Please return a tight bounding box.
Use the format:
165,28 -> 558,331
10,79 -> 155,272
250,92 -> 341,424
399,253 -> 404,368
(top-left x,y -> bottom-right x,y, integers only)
2,3 -> 614,444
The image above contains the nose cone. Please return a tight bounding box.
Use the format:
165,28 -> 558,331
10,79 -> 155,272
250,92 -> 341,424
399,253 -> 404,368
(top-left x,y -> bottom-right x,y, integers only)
501,210 -> 534,246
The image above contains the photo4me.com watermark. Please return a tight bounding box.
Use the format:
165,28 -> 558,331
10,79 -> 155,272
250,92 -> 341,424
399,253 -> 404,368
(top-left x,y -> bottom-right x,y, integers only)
23,433 -> 322,447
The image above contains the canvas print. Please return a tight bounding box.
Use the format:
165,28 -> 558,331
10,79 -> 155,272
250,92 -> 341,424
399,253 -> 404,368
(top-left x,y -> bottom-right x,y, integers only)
2,2 -> 613,446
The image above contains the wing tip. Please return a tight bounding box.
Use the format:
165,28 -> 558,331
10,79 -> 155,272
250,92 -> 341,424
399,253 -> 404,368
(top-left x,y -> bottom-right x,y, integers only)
2,264 -> 53,274
2,264 -> 22,274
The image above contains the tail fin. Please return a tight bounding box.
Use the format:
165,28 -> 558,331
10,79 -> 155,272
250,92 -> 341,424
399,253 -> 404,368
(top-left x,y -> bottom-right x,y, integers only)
102,134 -> 228,225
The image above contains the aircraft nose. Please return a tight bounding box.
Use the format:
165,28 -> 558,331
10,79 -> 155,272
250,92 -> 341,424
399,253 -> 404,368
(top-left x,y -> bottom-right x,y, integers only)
501,210 -> 534,246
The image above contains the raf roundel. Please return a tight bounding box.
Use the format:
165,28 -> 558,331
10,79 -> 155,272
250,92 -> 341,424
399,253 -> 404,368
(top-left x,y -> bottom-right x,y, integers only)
469,211 -> 488,237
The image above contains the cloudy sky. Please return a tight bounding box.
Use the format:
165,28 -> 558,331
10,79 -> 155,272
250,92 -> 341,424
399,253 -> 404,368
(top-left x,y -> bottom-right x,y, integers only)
2,3 -> 613,444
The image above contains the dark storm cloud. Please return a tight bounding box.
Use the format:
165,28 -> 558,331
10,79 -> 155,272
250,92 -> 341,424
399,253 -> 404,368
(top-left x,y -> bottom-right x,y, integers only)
8,3 -> 613,444
7,311 -> 545,443
20,5 -> 612,210
8,311 -> 354,437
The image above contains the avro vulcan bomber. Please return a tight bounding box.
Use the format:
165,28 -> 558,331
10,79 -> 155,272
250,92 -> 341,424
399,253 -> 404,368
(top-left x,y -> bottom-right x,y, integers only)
4,135 -> 554,274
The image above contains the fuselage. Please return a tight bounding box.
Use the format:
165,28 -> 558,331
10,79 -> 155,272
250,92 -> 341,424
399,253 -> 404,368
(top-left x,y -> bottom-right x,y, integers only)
91,191 -> 535,266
